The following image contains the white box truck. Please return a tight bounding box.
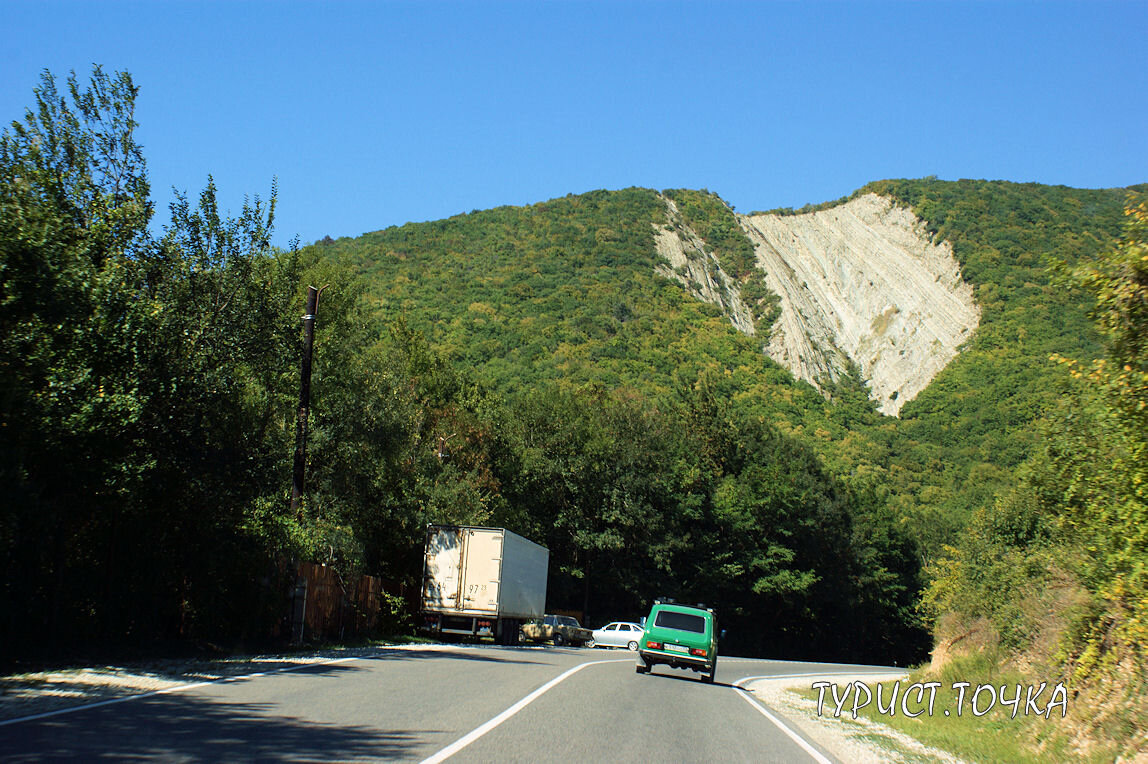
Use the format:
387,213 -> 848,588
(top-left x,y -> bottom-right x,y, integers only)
421,525 -> 548,645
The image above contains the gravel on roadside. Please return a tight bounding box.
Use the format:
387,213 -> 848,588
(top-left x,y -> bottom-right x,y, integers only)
742,672 -> 970,764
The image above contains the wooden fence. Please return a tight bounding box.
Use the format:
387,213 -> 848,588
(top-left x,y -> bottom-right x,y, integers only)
289,562 -> 382,644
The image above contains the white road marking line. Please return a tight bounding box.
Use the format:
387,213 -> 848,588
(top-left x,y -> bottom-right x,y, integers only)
0,656 -> 360,727
0,643 -> 505,727
736,670 -> 907,679
0,644 -> 570,728
420,658 -> 633,764
734,675 -> 837,764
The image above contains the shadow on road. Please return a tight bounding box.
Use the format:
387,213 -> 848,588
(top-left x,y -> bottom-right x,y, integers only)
637,669 -> 735,689
359,646 -> 547,666
0,644 -> 590,760
0,646 -> 549,724
0,691 -> 444,762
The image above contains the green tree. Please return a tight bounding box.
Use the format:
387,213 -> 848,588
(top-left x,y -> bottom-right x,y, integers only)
924,201 -> 1148,756
1046,200 -> 1148,651
1,66 -> 159,654
0,67 -> 307,656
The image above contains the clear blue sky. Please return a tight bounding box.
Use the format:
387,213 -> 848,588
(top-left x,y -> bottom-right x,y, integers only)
4,0 -> 1146,248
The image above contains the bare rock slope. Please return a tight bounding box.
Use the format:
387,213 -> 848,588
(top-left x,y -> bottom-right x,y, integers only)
656,193 -> 980,416
653,196 -> 757,336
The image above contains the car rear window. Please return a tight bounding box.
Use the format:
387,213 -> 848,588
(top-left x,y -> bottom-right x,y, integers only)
654,610 -> 706,633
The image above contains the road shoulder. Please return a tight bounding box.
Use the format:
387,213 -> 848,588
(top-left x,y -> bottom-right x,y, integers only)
0,643 -> 482,722
742,672 -> 970,764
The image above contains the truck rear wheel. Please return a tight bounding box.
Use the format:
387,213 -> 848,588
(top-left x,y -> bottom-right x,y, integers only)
495,618 -> 521,646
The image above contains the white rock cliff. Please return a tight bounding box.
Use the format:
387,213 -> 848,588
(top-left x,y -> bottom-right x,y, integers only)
655,193 -> 981,416
652,197 -> 757,336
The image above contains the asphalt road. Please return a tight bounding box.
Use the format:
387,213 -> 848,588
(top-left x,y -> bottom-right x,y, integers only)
0,645 -> 898,762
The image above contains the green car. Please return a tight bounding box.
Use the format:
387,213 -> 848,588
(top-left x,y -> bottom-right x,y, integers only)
634,599 -> 719,683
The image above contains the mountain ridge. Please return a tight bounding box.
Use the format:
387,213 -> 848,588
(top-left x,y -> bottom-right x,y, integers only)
316,177 -> 1139,558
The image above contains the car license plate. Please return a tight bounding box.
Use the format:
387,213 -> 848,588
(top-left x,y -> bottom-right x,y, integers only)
664,643 -> 689,654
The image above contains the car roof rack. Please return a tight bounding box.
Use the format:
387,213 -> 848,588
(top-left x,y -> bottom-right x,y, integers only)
653,597 -> 715,614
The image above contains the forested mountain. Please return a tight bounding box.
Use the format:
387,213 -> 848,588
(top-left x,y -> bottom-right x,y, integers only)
3,71 -> 1145,755
311,178 -> 1139,560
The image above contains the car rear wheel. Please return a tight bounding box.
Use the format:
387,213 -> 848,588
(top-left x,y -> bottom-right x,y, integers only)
627,640 -> 638,651
554,634 -> 566,646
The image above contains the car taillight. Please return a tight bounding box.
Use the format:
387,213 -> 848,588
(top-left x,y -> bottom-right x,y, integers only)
646,640 -> 661,650
689,647 -> 707,657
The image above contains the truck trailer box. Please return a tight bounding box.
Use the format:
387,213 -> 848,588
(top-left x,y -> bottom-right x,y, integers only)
422,525 -> 548,643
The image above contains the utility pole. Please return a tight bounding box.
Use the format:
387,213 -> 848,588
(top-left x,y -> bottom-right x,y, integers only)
291,285 -> 328,520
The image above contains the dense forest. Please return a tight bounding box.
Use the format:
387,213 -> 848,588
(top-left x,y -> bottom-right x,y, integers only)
321,178 -> 1135,563
2,68 -> 1145,752
0,69 -> 919,665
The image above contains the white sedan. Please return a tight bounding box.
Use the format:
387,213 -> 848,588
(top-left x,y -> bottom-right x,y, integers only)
591,621 -> 644,650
